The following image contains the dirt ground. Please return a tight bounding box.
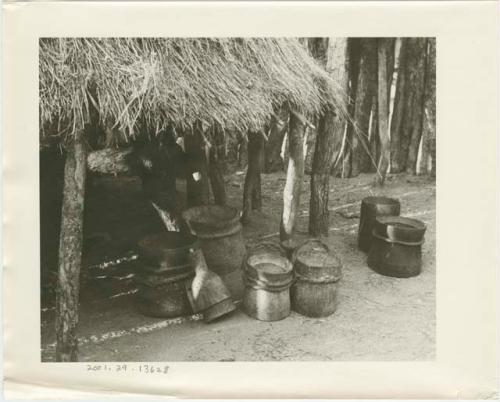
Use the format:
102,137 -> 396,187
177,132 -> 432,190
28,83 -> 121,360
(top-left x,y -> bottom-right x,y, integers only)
41,171 -> 435,362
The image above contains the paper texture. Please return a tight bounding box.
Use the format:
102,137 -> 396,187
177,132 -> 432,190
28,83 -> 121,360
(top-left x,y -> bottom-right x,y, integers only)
3,0 -> 498,399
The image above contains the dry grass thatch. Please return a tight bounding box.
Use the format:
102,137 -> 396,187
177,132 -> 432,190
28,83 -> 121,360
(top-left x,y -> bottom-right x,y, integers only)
40,38 -> 349,145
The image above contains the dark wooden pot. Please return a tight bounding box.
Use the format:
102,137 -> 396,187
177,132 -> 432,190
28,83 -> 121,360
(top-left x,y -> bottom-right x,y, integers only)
135,231 -> 197,318
182,205 -> 246,300
136,280 -> 193,318
367,216 -> 427,278
358,196 -> 401,253
242,251 -> 293,322
291,240 -> 342,318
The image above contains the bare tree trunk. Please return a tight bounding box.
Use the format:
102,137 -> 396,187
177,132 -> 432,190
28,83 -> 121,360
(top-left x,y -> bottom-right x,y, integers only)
418,126 -> 429,175
251,132 -> 264,211
185,126 -> 210,206
390,38 -> 409,173
351,38 -> 378,175
56,130 -> 87,362
405,39 -> 429,174
367,39 -> 395,175
418,39 -> 436,176
427,39 -> 436,177
304,123 -> 317,175
309,37 -> 349,236
280,113 -> 306,241
386,38 -> 396,95
344,39 -> 361,177
375,39 -> 391,185
209,150 -> 226,205
208,127 -> 227,205
368,100 -> 380,173
264,107 -> 288,173
237,131 -> 248,170
241,131 -> 264,223
390,38 -> 428,174
309,111 -> 345,236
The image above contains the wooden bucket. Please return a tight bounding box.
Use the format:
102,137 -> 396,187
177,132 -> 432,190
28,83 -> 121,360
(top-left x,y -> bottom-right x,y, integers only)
185,248 -> 236,323
182,205 -> 246,300
242,251 -> 293,322
135,231 -> 197,318
291,239 -> 342,318
358,196 -> 401,253
367,216 -> 426,278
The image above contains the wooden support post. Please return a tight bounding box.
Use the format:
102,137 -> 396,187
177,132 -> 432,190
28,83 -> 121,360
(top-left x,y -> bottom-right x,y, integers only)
209,149 -> 227,206
185,125 -> 210,207
241,131 -> 264,224
55,130 -> 87,362
208,127 -> 227,205
308,37 -> 349,237
264,107 -> 288,173
280,113 -> 306,241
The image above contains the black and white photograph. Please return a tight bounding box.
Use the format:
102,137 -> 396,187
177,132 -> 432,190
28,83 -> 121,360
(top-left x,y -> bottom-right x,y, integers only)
39,37 -> 437,363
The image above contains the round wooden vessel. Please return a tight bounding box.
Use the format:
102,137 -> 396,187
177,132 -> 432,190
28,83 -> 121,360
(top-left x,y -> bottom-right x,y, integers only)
135,231 -> 197,318
243,251 -> 293,322
358,196 -> 401,253
182,205 -> 246,299
291,239 -> 342,318
367,216 -> 427,278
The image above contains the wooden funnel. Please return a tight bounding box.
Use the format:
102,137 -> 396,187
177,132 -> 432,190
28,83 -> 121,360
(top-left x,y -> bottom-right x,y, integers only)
185,248 -> 236,323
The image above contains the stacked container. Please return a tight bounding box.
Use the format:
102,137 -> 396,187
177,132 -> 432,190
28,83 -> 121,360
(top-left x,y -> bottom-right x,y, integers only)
135,232 -> 197,318
135,231 -> 235,322
242,243 -> 293,321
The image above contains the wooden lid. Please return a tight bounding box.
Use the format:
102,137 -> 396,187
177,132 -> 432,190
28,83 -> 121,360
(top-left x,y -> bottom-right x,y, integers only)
138,231 -> 198,265
361,196 -> 401,216
182,205 -> 241,237
294,240 -> 342,283
361,196 -> 400,207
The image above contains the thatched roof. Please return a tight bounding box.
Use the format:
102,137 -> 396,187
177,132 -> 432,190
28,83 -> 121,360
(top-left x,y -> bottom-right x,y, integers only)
39,38 -> 348,144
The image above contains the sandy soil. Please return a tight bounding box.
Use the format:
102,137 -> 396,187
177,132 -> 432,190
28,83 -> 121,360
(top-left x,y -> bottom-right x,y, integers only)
41,171 -> 435,362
